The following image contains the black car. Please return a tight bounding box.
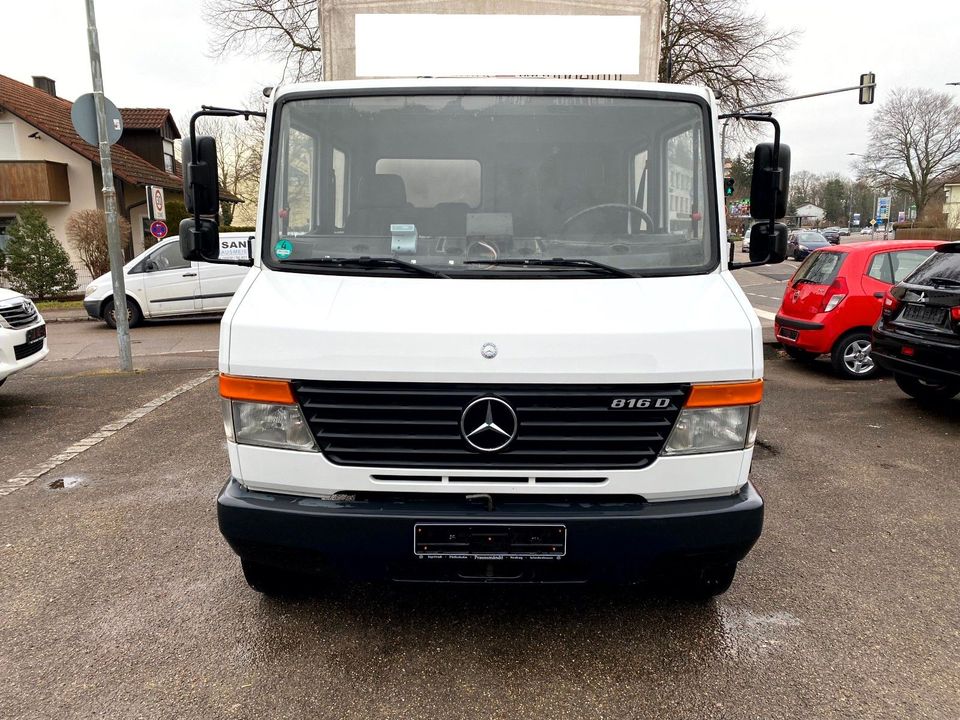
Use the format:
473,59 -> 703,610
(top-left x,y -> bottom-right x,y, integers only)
788,231 -> 832,260
872,242 -> 960,401
821,228 -> 841,244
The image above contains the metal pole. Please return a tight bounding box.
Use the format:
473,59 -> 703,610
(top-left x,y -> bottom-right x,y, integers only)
735,82 -> 877,113
84,0 -> 132,372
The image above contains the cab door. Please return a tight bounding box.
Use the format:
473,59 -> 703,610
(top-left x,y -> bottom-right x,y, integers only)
141,241 -> 201,317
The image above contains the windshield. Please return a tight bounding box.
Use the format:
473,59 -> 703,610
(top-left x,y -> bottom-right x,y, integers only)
264,92 -> 716,278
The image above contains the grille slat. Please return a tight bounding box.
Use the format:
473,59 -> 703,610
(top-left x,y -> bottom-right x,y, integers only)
0,302 -> 40,329
13,338 -> 45,360
295,381 -> 688,469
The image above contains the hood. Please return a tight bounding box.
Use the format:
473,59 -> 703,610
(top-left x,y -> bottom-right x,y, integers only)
0,288 -> 26,304
225,269 -> 760,384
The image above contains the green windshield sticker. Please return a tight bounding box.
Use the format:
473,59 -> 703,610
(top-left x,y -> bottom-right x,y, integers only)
275,239 -> 293,259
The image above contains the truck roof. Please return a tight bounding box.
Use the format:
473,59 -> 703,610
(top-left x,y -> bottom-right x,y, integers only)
270,78 -> 715,104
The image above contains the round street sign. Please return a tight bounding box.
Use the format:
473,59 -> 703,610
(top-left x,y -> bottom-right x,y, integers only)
150,220 -> 169,239
71,93 -> 123,146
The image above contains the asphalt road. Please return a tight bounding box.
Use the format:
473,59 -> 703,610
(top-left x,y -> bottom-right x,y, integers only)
1,310 -> 958,719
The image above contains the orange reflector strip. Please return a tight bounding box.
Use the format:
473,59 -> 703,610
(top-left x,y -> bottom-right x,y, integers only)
686,380 -> 763,408
219,374 -> 295,404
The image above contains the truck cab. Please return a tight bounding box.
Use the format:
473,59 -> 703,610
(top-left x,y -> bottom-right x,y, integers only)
181,78 -> 790,596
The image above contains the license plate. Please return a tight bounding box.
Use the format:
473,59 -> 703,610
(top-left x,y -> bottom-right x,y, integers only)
414,524 -> 566,560
778,327 -> 799,341
902,304 -> 945,325
26,324 -> 46,343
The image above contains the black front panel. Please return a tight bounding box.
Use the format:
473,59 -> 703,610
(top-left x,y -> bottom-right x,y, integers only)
13,338 -> 44,360
294,381 -> 689,469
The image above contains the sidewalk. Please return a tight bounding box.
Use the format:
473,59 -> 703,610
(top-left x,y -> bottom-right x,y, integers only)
41,307 -> 94,323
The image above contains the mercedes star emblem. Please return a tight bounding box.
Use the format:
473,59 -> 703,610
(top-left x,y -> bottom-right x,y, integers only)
481,342 -> 498,359
460,396 -> 518,453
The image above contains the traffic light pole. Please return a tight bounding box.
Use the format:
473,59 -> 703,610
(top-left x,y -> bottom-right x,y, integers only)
84,0 -> 132,372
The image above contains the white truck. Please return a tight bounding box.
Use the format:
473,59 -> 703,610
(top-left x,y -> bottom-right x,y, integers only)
179,17 -> 791,597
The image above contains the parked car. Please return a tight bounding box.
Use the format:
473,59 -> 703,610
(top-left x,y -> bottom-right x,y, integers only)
821,228 -> 841,244
0,291 -> 48,388
84,233 -> 253,328
775,240 -> 939,379
860,227 -> 874,235
837,227 -> 851,237
787,231 -> 831,260
872,241 -> 960,400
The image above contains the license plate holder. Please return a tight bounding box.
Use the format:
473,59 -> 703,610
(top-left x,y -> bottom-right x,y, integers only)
414,523 -> 566,560
902,304 -> 945,325
778,327 -> 799,341
26,324 -> 46,343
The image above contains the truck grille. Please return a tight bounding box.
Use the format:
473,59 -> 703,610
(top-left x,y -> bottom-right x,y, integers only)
0,300 -> 39,329
294,381 -> 689,469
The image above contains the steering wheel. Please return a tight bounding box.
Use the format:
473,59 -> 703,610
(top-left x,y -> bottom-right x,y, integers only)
561,203 -> 655,234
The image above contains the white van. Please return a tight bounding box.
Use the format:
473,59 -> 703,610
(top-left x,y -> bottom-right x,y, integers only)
0,290 -> 47,388
83,233 -> 252,327
179,79 -> 791,597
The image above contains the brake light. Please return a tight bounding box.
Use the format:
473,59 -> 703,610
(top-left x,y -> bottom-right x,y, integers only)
882,291 -> 901,319
821,276 -> 848,312
951,306 -> 960,322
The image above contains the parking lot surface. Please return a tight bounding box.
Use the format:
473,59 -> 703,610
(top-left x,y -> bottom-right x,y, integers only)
1,320 -> 958,719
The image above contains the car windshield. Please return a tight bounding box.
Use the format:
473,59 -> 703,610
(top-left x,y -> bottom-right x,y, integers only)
264,93 -> 716,278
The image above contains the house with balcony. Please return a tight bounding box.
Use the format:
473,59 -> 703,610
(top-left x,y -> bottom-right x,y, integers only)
0,74 -> 199,286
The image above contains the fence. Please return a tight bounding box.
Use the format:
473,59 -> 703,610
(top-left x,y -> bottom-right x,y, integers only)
894,227 -> 960,242
0,259 -> 93,297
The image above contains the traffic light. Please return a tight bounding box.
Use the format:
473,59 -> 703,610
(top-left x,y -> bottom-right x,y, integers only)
724,177 -> 735,197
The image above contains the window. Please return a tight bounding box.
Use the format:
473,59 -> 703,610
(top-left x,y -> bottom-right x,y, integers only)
794,251 -> 846,285
666,126 -> 704,235
283,127 -> 315,234
163,139 -> 175,174
903,248 -> 960,284
375,159 -> 481,208
867,250 -> 936,284
0,124 -> 16,160
0,216 -> 15,253
147,241 -> 190,271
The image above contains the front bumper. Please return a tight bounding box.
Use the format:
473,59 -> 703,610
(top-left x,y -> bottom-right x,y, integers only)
83,299 -> 101,319
0,325 -> 48,381
218,477 -> 764,583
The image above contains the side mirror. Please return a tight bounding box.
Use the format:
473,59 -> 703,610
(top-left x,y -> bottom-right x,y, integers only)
749,222 -> 789,264
182,135 -> 220,216
750,143 -> 791,221
179,218 -> 220,262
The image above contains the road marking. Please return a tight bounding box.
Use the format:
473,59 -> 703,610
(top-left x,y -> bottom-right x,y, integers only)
1,371 -> 217,498
746,292 -> 780,300
754,308 -> 777,321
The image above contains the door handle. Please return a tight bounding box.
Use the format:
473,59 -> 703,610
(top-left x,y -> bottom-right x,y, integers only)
182,272 -> 198,277
873,292 -> 885,298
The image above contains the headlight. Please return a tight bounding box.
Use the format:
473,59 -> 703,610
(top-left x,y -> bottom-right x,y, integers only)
222,399 -> 317,451
663,405 -> 760,455
84,284 -> 98,297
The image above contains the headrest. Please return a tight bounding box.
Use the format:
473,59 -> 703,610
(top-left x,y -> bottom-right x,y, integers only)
359,174 -> 407,208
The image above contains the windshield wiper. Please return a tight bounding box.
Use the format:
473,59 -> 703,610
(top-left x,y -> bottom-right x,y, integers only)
279,256 -> 450,278
463,257 -> 636,278
925,276 -> 960,288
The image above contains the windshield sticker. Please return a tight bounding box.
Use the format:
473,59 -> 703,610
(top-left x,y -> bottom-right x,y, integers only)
275,239 -> 293,259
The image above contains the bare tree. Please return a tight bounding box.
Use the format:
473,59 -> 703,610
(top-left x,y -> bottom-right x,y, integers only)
204,0 -> 322,81
180,105 -> 265,226
66,209 -> 131,279
858,87 -> 960,217
660,0 -> 797,112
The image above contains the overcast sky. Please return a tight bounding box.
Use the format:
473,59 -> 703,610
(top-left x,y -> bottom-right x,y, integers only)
2,0 -> 958,175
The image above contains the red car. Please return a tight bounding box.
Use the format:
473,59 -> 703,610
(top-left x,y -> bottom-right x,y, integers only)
775,240 -> 940,378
